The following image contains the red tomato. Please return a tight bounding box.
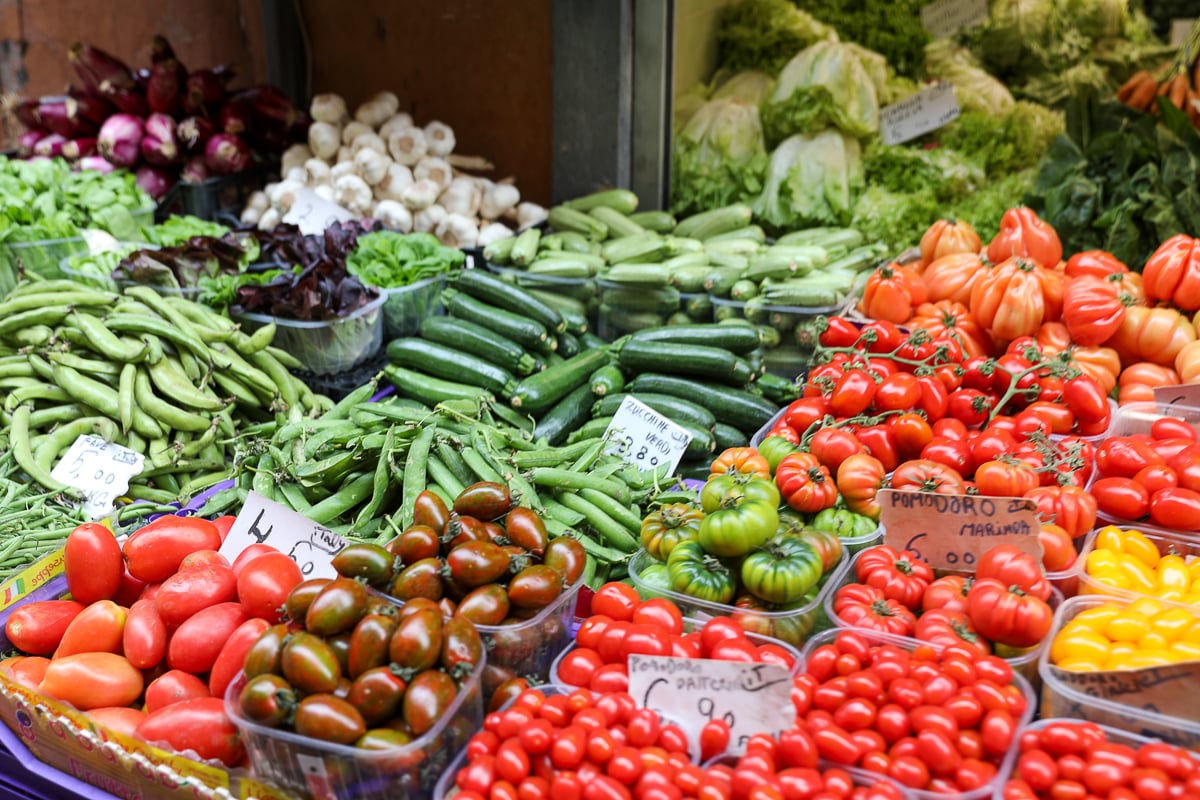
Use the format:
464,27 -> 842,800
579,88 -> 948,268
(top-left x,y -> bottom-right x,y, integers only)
144,669 -> 211,712
1152,417 -> 1197,441
1097,438 -> 1165,478
699,618 -> 745,656
831,371 -> 878,418
4,600 -> 84,656
557,648 -> 604,688
921,438 -> 974,476
591,583 -> 641,622
64,523 -> 123,605
135,697 -> 244,767
211,516 -> 237,540
178,550 -> 231,571
208,617 -> 271,700
809,428 -> 867,474
1134,464 -> 1178,495
236,552 -> 305,622
85,706 -> 146,737
166,602 -> 250,673
1148,487 -> 1200,531
55,600 -> 126,658
631,598 -> 684,636
1090,477 -> 1151,520
123,517 -> 223,582
230,543 -> 278,576
38,652 -> 143,710
154,564 -> 238,627
123,598 -> 167,669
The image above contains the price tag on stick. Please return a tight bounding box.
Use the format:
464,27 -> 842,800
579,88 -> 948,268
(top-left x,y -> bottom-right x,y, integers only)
627,655 -> 795,755
879,488 -> 1043,570
879,82 -> 961,146
50,435 -> 145,518
282,188 -> 356,235
604,395 -> 692,474
218,491 -> 348,579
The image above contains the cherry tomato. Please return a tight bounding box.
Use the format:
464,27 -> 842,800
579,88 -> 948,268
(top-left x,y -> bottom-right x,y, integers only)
591,584 -> 641,622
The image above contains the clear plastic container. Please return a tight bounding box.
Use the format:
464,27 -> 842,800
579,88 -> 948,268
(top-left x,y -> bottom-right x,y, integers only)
474,575 -> 584,700
711,296 -> 840,379
994,718 -> 1200,795
1038,594 -> 1200,750
800,627 -> 1036,800
821,546 -> 1061,688
232,293 -> 386,376
677,291 -> 714,325
380,274 -> 446,339
59,242 -> 173,294
596,279 -> 681,341
627,547 -> 847,647
227,659 -> 484,800
1074,521 -> 1200,606
2,236 -> 87,282
549,616 -> 806,687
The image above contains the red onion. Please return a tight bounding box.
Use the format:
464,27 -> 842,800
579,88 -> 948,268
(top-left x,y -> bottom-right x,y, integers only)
177,116 -> 215,152
183,70 -> 226,116
13,98 -> 40,129
97,113 -> 144,168
78,155 -> 116,174
218,95 -> 252,134
33,134 -> 67,158
135,165 -> 174,199
140,113 -> 179,166
68,42 -> 137,98
65,90 -> 113,128
134,67 -> 152,89
62,137 -> 98,159
204,133 -> 252,174
150,35 -> 178,66
17,130 -> 44,156
246,86 -> 298,129
146,58 -> 186,115
34,99 -> 95,138
181,155 -> 211,183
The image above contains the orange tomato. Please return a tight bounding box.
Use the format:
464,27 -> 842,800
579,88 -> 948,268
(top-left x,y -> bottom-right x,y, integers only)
859,263 -> 927,324
1117,362 -> 1182,405
1038,524 -> 1077,573
919,218 -> 982,269
1174,339 -> 1200,384
986,207 -> 1063,268
970,257 -> 1047,342
1142,234 -> 1200,311
1108,306 -> 1196,368
1064,250 -> 1128,278
907,300 -> 993,358
1069,345 -> 1122,397
923,252 -> 986,306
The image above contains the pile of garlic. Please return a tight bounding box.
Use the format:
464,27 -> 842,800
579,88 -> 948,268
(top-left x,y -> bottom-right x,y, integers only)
240,91 -> 546,247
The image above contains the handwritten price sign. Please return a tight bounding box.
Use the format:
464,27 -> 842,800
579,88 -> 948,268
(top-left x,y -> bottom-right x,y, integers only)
879,82 -> 961,146
604,396 -> 692,474
627,655 -> 795,756
282,188 -> 356,235
879,489 -> 1042,570
218,491 -> 348,580
50,435 -> 145,518
920,0 -> 988,39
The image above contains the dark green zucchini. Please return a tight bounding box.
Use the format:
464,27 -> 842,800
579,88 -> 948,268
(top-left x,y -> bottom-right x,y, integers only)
628,323 -> 761,354
510,348 -> 613,414
451,268 -> 565,333
533,384 -> 596,446
418,316 -> 537,376
385,338 -> 516,396
442,288 -> 553,355
626,373 -> 778,431
616,339 -> 744,384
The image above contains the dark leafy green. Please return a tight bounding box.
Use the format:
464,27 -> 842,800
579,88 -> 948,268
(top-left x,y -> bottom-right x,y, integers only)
1026,92 -> 1200,268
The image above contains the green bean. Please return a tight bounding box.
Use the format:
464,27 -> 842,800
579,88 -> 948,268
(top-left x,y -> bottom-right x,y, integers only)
510,439 -> 598,469
307,472 -> 375,525
147,357 -> 225,411
252,452 -> 277,501
155,471 -> 181,496
435,439 -> 474,487
542,498 -> 586,526
426,455 -> 466,500
570,439 -> 607,473
579,488 -> 643,533
427,483 -> 453,507
554,491 -> 640,552
126,484 -> 178,505
487,401 -> 535,433
355,427 -> 395,529
11,405 -> 75,494
133,368 -> 211,433
529,468 -> 630,506
33,417 -> 121,475
460,446 -> 505,485
250,350 -> 300,412
278,481 -> 313,514
398,424 -> 437,529
178,470 -> 232,498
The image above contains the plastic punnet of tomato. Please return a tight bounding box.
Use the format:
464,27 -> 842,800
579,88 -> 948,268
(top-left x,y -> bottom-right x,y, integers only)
628,547 -> 847,648
1039,594 -> 1200,750
797,627 -> 1035,800
996,718 -> 1200,800
1086,402 -> 1200,530
1076,523 -> 1200,607
359,486 -> 588,698
822,545 -> 1061,688
435,683 -> 703,800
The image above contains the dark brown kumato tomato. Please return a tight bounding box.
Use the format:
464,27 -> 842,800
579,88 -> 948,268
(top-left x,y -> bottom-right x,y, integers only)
445,541 -> 511,588
331,543 -> 396,588
389,558 -> 445,601
387,524 -> 441,566
412,490 -> 451,534
444,515 -> 492,550
507,565 -> 564,610
440,616 -> 484,673
294,694 -> 366,745
403,670 -> 458,735
503,507 -> 549,557
347,612 -> 398,679
281,631 -> 342,694
388,607 -> 443,671
305,577 -> 369,636
243,623 -> 291,679
543,537 -> 587,585
346,665 -> 407,726
239,673 -> 297,727
453,481 -> 512,521
284,578 -> 331,623
454,584 -> 511,626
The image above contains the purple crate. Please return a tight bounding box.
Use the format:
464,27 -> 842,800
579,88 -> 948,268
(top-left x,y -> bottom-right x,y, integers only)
0,721 -> 121,800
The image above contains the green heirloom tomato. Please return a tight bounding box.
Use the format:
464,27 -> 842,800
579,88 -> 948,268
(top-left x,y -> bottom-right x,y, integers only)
809,507 -> 877,540
666,541 -> 737,604
700,474 -> 781,514
637,562 -> 674,599
698,498 -> 779,558
740,536 -> 824,604
757,435 -> 801,473
640,503 -> 705,561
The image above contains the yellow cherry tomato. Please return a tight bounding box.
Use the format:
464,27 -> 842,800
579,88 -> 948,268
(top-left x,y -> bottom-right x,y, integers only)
1184,622 -> 1200,645
1121,529 -> 1161,567
1137,631 -> 1170,650
1150,607 -> 1196,642
1118,554 -> 1158,593
1105,611 -> 1151,643
1110,650 -> 1175,670
1171,641 -> 1200,661
1057,657 -> 1105,672
1052,628 -> 1113,666
1071,605 -> 1122,630
1085,550 -> 1127,589
1094,526 -> 1126,552
1128,597 -> 1166,617
1157,555 -> 1191,592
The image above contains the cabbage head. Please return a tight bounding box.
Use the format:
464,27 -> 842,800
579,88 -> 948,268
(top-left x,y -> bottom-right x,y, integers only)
711,70 -> 776,107
671,98 -> 768,215
925,41 -> 1015,116
752,130 -> 863,229
761,42 -> 880,143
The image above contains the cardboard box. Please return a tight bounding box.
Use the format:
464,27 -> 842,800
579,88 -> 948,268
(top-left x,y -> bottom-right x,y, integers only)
0,551 -> 295,800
